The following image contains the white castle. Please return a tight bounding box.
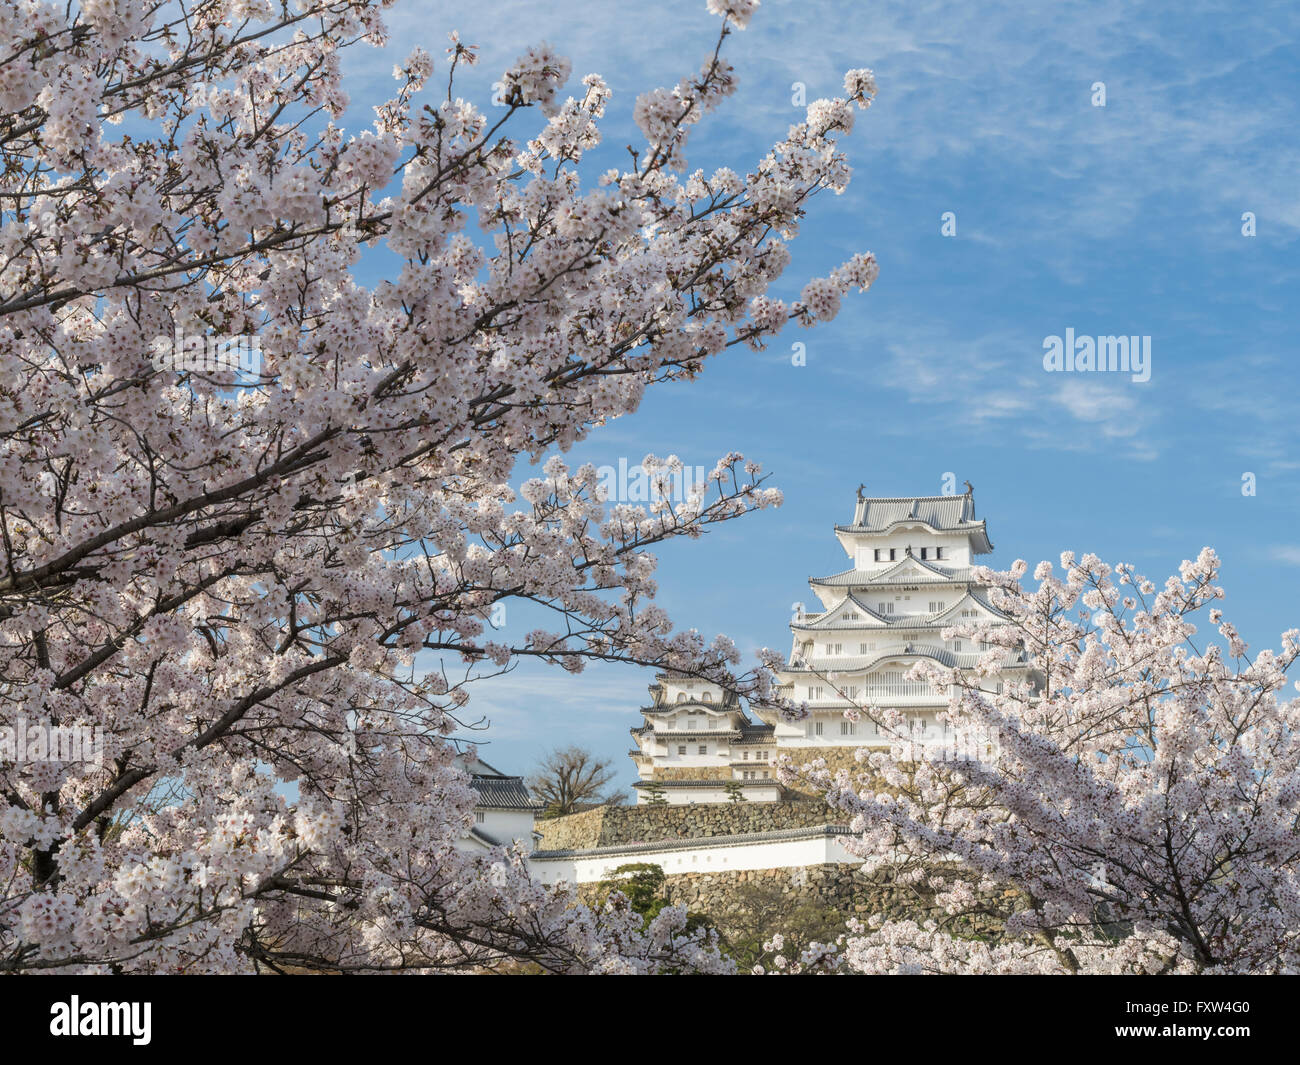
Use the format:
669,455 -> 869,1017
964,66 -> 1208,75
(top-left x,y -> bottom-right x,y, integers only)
630,486 -> 1030,804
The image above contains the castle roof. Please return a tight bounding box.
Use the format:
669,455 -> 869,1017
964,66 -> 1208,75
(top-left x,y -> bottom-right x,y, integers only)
469,774 -> 540,811
632,778 -> 783,791
837,493 -> 993,554
863,555 -> 961,582
794,588 -> 1009,632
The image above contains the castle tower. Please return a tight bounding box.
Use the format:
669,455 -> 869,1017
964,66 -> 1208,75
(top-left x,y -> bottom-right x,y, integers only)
753,486 -> 1026,757
628,487 -> 1029,804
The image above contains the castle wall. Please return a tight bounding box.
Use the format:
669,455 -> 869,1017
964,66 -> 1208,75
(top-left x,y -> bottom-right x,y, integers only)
530,827 -> 855,886
565,863 -> 1006,941
778,745 -> 880,798
534,799 -> 835,851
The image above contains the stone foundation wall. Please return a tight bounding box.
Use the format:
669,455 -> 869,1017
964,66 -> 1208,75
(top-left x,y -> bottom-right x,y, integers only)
535,800 -> 835,851
578,864 -> 1006,940
661,865 -> 874,918
779,746 -> 883,799
649,765 -> 733,782
533,807 -> 606,851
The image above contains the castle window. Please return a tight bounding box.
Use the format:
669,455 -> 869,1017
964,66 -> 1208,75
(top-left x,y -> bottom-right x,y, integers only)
935,547 -> 944,559
677,745 -> 686,755
475,812 -> 485,824
702,691 -> 713,702
743,751 -> 748,760
676,693 -> 686,702
815,721 -> 824,736
698,745 -> 707,755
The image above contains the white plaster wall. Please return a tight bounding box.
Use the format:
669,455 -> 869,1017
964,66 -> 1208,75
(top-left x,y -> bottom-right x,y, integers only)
474,808 -> 536,851
530,833 -> 858,885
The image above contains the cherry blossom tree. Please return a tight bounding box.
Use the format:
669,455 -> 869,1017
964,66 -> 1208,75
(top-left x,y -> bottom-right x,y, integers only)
785,549 -> 1300,974
0,0 -> 878,972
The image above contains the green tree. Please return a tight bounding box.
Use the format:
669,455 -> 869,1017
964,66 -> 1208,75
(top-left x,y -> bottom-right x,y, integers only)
643,782 -> 668,806
596,864 -> 713,934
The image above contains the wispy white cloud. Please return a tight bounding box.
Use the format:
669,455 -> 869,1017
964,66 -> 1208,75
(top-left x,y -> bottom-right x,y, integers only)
1269,546 -> 1300,567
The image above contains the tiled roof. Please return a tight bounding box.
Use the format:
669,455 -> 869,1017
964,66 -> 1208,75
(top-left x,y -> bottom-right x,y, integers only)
835,494 -> 993,553
785,645 -> 967,672
786,645 -> 1028,676
632,778 -> 783,789
640,703 -> 738,717
811,557 -> 970,588
649,730 -> 742,739
469,826 -> 502,847
846,494 -> 973,530
469,774 -> 540,811
794,609 -> 952,632
733,726 -> 776,745
796,588 -> 1012,633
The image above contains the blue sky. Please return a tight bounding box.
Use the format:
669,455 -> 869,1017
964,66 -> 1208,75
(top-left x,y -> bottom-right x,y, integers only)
347,1 -> 1299,790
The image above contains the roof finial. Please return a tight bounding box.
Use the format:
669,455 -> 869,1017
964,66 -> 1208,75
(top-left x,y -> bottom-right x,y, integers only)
856,482 -> 865,501
963,479 -> 974,495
